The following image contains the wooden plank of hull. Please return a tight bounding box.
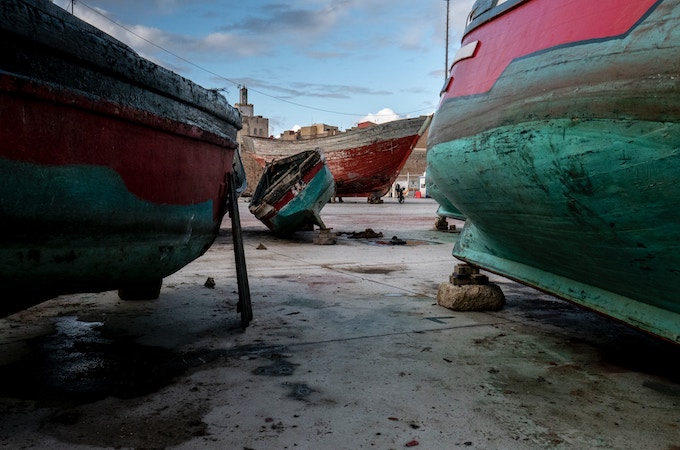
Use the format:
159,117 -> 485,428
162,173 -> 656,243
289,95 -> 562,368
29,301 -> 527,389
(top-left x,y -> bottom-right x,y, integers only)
428,0 -> 680,342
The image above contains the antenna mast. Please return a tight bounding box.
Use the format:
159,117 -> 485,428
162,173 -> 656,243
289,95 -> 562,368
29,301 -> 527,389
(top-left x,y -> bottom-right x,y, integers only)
445,0 -> 450,79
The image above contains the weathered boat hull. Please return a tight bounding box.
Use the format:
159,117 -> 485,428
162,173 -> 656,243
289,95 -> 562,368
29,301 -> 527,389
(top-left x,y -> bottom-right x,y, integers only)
0,0 -> 242,312
243,116 -> 431,198
427,0 -> 680,342
250,150 -> 334,236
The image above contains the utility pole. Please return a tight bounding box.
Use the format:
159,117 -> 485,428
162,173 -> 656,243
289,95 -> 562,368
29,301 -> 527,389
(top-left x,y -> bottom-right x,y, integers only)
445,0 -> 450,80
70,0 -> 76,14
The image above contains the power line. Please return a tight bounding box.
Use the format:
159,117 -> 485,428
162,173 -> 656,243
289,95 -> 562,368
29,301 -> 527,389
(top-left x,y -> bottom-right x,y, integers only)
72,1 -> 435,118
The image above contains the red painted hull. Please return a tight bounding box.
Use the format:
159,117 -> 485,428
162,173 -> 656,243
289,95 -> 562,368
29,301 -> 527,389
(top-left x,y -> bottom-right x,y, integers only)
243,116 -> 431,197
442,0 -> 661,101
1,74 -> 237,220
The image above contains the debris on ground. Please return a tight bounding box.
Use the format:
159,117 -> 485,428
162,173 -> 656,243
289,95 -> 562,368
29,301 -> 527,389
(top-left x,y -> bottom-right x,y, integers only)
435,216 -> 448,230
373,236 -> 408,246
341,228 -> 384,239
204,277 -> 215,288
313,228 -> 337,245
389,236 -> 406,245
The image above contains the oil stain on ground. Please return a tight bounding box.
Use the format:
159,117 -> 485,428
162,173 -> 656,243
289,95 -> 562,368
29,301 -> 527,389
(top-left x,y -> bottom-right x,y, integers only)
0,316 -> 288,404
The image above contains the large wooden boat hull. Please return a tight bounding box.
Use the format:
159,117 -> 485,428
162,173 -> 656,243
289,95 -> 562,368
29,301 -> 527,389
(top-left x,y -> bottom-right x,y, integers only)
243,116 -> 431,198
0,0 -> 242,313
427,0 -> 680,342
250,150 -> 334,236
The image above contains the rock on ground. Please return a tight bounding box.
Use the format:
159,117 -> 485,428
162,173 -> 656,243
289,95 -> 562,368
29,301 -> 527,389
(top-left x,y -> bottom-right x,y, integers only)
437,282 -> 505,311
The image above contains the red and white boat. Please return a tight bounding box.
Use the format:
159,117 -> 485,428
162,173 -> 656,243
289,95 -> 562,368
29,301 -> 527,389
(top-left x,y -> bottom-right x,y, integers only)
242,116 -> 431,202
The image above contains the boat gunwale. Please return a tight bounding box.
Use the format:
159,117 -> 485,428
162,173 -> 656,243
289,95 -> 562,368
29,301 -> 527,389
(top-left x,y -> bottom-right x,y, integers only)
242,116 -> 429,155
1,0 -> 241,128
0,72 -> 239,149
464,0 -> 529,36
249,150 -> 325,212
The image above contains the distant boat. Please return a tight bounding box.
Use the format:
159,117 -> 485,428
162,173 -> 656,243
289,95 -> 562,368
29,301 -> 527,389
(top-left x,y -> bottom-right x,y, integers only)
0,0 -> 246,315
249,149 -> 334,236
243,116 -> 431,202
428,0 -> 680,342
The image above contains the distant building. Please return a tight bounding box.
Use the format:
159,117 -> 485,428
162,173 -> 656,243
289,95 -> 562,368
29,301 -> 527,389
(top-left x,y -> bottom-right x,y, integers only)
234,86 -> 270,197
280,129 -> 298,141
355,121 -> 377,130
299,123 -> 340,139
235,86 -> 269,140
281,123 -> 341,140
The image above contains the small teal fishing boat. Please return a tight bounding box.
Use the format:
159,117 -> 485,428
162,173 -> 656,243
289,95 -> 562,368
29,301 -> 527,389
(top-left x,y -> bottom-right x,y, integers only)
428,0 -> 680,342
249,150 -> 334,236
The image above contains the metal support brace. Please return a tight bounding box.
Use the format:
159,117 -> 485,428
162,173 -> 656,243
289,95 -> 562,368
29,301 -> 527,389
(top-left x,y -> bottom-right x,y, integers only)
227,172 -> 252,328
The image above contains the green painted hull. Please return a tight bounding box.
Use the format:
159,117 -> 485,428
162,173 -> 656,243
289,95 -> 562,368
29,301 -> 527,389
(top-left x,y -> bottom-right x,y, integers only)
429,119 -> 680,341
425,171 -> 466,220
428,0 -> 680,342
0,0 -> 242,313
250,150 -> 334,236
267,166 -> 334,236
0,159 -> 218,304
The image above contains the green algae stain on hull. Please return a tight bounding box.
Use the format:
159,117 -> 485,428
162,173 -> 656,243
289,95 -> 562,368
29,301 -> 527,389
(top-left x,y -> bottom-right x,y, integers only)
428,118 -> 680,342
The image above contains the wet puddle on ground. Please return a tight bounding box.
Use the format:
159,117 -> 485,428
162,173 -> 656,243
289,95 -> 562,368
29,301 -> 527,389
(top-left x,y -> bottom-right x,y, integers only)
0,316 -> 289,404
368,237 -> 438,246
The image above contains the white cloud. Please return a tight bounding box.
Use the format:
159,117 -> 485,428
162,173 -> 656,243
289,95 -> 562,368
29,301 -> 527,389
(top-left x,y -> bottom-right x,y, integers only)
359,108 -> 402,125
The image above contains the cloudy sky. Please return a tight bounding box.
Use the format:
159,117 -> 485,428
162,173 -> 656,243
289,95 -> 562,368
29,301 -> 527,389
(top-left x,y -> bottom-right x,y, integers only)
54,0 -> 476,137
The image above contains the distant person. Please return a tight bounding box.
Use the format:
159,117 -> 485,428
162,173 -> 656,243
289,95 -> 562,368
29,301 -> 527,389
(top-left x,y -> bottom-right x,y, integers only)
395,184 -> 405,204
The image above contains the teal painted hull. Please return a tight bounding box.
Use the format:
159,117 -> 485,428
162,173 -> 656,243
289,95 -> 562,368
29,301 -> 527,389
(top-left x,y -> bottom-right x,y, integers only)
0,159 -> 218,301
428,0 -> 680,342
250,150 -> 334,236
0,0 -> 242,313
267,166 -> 334,236
429,119 -> 680,341
425,171 -> 466,220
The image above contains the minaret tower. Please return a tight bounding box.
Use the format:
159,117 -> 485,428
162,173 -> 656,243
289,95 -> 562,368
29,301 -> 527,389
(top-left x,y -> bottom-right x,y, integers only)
235,86 -> 254,117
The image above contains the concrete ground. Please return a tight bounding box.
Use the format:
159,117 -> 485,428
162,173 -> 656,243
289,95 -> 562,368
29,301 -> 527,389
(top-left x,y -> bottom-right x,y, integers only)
1,197 -> 679,449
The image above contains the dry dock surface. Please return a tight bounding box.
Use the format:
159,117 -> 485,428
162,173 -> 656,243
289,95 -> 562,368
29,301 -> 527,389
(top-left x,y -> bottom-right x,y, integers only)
1,198 -> 679,449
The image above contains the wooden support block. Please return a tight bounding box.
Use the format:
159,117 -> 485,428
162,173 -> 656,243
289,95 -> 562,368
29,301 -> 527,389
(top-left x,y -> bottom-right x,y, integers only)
454,264 -> 474,276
